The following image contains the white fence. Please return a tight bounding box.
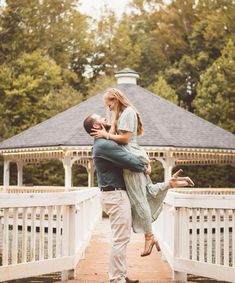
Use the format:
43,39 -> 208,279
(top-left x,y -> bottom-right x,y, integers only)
153,189 -> 235,283
0,187 -> 102,282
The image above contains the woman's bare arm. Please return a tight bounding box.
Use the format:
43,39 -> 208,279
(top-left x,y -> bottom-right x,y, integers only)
91,125 -> 132,144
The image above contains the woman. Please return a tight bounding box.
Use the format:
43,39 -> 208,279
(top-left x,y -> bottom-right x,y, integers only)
91,88 -> 192,257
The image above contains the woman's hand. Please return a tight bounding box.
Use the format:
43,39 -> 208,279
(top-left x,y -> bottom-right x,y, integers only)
144,163 -> 152,175
91,125 -> 109,139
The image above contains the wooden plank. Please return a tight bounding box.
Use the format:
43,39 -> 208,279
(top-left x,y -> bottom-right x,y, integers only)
207,209 -> 213,264
233,209 -> 235,267
56,206 -> 62,257
30,207 -> 36,262
39,206 -> 45,260
3,208 -> 9,266
22,207 -> 28,263
215,209 -> 221,265
199,208 -> 205,262
12,208 -> 19,264
47,206 -> 53,259
224,209 -> 229,266
191,209 -> 197,261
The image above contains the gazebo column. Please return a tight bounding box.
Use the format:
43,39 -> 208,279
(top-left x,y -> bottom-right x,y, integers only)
3,159 -> 10,190
157,156 -> 176,182
62,156 -> 73,191
87,160 -> 95,187
163,158 -> 175,182
17,161 -> 24,186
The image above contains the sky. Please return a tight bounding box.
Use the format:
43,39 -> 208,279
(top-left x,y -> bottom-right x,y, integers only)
78,0 -> 131,19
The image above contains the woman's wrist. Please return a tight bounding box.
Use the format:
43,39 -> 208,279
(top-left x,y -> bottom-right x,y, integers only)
106,133 -> 110,139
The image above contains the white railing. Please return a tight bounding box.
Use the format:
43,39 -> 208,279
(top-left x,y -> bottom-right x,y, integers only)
0,187 -> 102,282
0,186 -> 90,193
153,188 -> 235,283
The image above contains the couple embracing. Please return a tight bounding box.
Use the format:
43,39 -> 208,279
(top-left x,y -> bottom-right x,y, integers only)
83,88 -> 194,283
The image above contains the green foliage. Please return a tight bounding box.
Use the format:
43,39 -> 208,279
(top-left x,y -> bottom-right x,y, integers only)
23,160 -> 64,186
194,39 -> 235,133
86,75 -> 116,99
174,165 -> 235,188
150,160 -> 164,183
148,76 -> 177,104
0,0 -> 91,92
44,84 -> 84,117
0,0 -> 234,188
0,50 -> 62,139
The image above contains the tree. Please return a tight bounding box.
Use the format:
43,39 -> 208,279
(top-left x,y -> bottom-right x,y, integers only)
112,15 -> 142,71
193,39 -> 235,133
148,76 -> 177,104
86,74 -> 116,99
44,84 -> 84,117
0,50 -> 62,139
0,0 -> 91,93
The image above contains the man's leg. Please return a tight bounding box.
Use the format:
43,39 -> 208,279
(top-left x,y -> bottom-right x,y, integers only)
102,190 -> 132,283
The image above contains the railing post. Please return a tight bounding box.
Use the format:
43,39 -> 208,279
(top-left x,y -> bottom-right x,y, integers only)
3,159 -> 10,190
61,205 -> 75,281
172,206 -> 187,282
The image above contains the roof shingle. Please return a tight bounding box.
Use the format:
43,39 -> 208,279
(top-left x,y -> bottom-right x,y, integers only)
0,84 -> 234,150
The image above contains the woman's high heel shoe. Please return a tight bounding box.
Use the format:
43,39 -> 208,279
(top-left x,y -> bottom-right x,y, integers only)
141,234 -> 161,257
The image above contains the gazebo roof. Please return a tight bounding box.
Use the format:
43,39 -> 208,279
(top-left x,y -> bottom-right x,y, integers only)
0,83 -> 235,152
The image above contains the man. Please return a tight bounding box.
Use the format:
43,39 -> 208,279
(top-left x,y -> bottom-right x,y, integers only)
83,114 -> 193,283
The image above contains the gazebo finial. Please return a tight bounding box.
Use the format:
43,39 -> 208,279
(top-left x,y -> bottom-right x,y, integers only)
115,68 -> 140,85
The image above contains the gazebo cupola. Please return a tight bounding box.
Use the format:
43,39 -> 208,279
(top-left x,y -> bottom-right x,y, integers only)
0,68 -> 235,191
115,68 -> 139,85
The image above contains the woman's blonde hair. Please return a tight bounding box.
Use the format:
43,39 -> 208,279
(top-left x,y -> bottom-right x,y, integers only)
103,88 -> 144,136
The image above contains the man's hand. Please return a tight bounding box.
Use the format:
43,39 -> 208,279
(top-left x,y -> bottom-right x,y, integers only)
169,169 -> 194,189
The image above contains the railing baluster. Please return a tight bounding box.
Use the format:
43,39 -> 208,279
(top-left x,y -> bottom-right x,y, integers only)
48,206 -> 53,259
179,208 -> 187,259
3,208 -> 9,266
62,205 -> 69,257
215,209 -> 221,265
12,207 -> 19,264
199,208 -> 204,262
185,208 -> 189,259
22,207 -> 28,263
39,206 -> 45,260
56,205 -> 62,257
30,207 -> 36,261
233,209 -> 235,267
224,209 -> 229,266
191,208 -> 197,261
207,209 -> 212,263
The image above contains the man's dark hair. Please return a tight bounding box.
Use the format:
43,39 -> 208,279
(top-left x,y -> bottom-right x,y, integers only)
83,114 -> 97,134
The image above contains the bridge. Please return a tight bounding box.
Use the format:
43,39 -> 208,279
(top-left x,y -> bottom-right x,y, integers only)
0,186 -> 234,283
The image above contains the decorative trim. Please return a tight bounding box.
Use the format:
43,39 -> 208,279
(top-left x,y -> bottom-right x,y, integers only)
1,146 -> 234,165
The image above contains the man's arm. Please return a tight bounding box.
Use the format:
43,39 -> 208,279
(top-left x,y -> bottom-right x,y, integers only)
94,139 -> 146,172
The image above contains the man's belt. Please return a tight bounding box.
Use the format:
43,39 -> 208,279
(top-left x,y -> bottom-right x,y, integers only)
100,186 -> 125,192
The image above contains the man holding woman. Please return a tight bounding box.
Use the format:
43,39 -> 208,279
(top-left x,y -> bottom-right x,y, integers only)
83,89 -> 194,283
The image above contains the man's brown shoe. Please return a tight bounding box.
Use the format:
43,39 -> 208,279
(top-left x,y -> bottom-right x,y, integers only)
125,277 -> 139,283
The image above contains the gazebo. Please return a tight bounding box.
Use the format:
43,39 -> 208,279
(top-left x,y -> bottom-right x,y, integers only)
0,68 -> 235,190
1,69 -> 235,283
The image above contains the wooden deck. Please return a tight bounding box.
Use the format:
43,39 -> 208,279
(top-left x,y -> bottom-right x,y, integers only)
58,217 -> 178,283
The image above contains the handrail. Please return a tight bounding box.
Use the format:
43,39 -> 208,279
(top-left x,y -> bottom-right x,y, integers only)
0,187 -> 102,282
153,190 -> 235,283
